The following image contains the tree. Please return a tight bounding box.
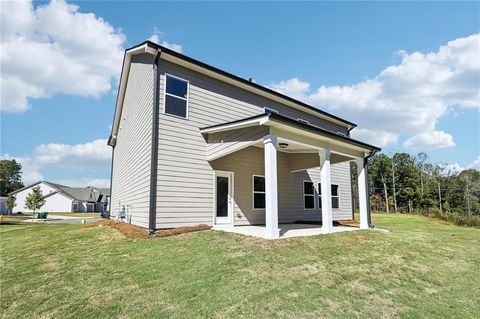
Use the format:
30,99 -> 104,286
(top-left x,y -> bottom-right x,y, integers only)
0,159 -> 24,194
25,186 -> 45,217
5,194 -> 16,214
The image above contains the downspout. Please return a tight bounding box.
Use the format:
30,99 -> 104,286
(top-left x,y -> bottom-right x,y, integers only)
108,144 -> 115,215
350,162 -> 355,220
364,150 -> 377,228
149,49 -> 161,234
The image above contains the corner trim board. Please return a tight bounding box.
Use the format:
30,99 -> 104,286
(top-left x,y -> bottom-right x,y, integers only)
149,50 -> 161,232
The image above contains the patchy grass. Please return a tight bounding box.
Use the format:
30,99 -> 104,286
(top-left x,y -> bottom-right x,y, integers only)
48,213 -> 100,218
0,215 -> 30,225
1,214 -> 479,318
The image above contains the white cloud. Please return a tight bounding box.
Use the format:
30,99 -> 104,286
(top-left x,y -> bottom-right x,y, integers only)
403,130 -> 456,151
468,155 -> 480,170
441,163 -> 464,175
1,139 -> 111,185
53,178 -> 110,188
269,34 -> 480,147
148,27 -> 182,53
0,0 -> 126,112
269,78 -> 310,101
350,128 -> 398,148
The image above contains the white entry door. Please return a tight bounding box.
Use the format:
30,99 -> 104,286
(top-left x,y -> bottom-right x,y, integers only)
215,171 -> 233,225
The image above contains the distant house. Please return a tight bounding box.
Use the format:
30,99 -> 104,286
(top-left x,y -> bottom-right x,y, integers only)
9,181 -> 110,214
0,191 -> 8,214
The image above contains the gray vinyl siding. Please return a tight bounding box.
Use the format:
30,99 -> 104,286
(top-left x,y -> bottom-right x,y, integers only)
155,60 -> 353,228
211,146 -> 352,225
110,54 -> 154,228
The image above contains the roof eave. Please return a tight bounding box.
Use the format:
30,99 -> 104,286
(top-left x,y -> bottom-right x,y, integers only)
109,41 -> 358,142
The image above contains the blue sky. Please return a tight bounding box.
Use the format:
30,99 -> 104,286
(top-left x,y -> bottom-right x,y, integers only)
1,1 -> 479,186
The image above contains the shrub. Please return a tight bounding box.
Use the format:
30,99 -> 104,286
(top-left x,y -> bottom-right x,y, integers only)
422,208 -> 480,228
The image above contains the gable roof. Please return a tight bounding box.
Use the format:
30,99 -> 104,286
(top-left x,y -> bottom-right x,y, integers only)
10,181 -> 110,202
109,41 -> 358,146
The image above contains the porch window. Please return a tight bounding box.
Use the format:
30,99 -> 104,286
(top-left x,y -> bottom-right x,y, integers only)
318,183 -> 340,209
303,181 -> 315,210
73,203 -> 78,212
164,74 -> 189,118
86,203 -> 95,213
253,175 -> 265,209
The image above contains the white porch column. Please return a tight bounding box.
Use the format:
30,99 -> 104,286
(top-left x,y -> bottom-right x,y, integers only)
264,134 -> 280,239
356,158 -> 369,229
319,148 -> 333,233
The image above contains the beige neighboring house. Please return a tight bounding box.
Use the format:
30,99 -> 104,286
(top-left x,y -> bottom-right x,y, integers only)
108,41 -> 380,239
10,181 -> 110,214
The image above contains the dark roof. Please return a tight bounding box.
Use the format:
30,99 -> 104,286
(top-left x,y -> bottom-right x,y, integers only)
10,181 -> 110,202
200,112 -> 381,152
128,41 -> 357,129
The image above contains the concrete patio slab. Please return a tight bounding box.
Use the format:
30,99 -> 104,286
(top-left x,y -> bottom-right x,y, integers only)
212,223 -> 362,239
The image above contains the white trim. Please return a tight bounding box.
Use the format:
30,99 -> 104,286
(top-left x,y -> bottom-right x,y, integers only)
303,180 -> 315,210
357,158 -> 369,229
213,170 -> 234,226
199,116 -> 269,134
319,148 -> 333,233
252,175 -> 266,210
263,134 -> 280,239
162,73 -> 190,120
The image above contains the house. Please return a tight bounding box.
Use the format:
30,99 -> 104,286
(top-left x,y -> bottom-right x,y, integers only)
10,181 -> 110,214
108,41 -> 380,239
0,192 -> 8,214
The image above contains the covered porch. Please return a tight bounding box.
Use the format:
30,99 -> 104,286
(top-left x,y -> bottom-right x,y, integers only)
201,112 -> 380,239
213,222 -> 360,239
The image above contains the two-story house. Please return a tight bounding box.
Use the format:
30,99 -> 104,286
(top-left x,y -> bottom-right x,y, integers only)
108,41 -> 380,239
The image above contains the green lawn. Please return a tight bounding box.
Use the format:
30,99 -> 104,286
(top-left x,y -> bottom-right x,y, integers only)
1,214 -> 479,318
48,212 -> 100,218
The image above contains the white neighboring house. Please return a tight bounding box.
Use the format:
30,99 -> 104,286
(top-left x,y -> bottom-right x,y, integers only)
9,181 -> 110,214
0,192 -> 8,214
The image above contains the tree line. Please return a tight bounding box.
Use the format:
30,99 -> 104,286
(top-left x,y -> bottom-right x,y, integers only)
351,153 -> 480,216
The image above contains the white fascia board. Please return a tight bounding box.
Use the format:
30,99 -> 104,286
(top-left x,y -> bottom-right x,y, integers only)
200,115 -> 269,134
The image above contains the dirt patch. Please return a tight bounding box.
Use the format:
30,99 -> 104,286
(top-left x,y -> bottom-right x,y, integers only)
154,224 -> 210,237
85,220 -> 210,239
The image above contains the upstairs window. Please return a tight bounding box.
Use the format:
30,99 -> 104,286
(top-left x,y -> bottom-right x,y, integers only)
304,181 -> 315,210
164,74 -> 189,118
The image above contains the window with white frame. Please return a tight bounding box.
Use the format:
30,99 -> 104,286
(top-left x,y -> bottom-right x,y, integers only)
253,175 -> 265,209
318,183 -> 340,209
164,74 -> 189,118
73,203 -> 78,212
304,181 -> 315,210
